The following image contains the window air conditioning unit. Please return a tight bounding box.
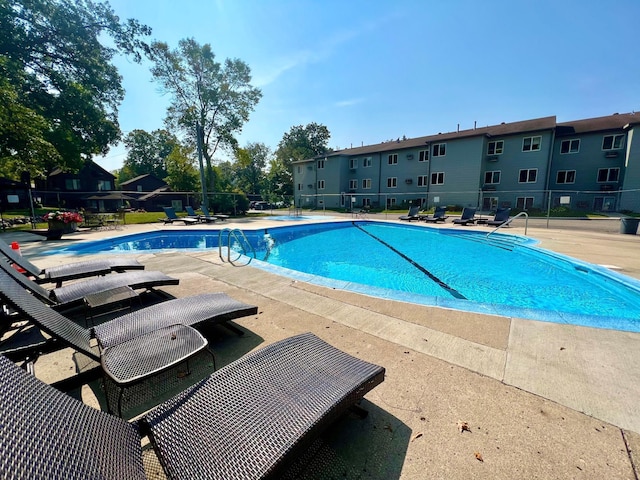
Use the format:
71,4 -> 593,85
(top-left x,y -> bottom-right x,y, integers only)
487,156 -> 499,162
405,179 -> 413,184
406,154 -> 414,160
605,152 -> 619,158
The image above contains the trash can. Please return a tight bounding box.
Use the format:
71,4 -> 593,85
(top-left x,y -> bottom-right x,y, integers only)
620,218 -> 640,235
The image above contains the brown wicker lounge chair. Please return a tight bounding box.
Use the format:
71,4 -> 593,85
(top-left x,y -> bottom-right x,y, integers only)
0,332 -> 384,479
0,257 -> 178,308
0,238 -> 144,286
0,267 -> 258,414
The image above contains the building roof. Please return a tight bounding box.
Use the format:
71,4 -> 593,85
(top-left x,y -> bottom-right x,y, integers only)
49,160 -> 115,178
294,116 -> 557,163
119,174 -> 152,186
556,112 -> 640,136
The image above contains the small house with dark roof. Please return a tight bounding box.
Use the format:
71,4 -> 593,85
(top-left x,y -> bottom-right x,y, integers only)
34,160 -> 116,211
119,173 -> 193,212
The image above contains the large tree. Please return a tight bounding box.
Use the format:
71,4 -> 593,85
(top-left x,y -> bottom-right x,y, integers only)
271,123 -> 331,199
0,0 -> 151,180
275,123 -> 331,172
232,142 -> 270,195
147,38 -> 262,199
120,129 -> 179,182
164,144 -> 199,192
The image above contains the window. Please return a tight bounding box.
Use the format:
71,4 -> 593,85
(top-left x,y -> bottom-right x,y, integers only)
363,198 -> 371,207
419,150 -> 429,162
556,170 -> 576,184
362,178 -> 371,189
387,177 -> 397,188
97,180 -> 111,191
297,183 -> 303,191
297,166 -> 302,174
318,180 -> 325,189
417,175 -> 428,187
432,143 -> 446,157
518,169 -> 537,183
487,140 -> 504,155
560,139 -> 580,154
317,159 -> 325,169
388,154 -> 398,165
597,168 -> 619,183
522,136 -> 541,152
65,179 -> 80,190
137,185 -> 143,192
516,197 -> 534,210
386,197 -> 397,208
431,172 -> 444,185
350,158 -> 358,169
349,179 -> 358,190
484,171 -> 501,184
602,134 -> 625,150
363,156 -> 372,167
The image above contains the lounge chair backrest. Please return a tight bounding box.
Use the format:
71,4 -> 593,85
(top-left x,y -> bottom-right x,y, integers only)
0,355 -> 146,479
162,207 -> 179,219
0,267 -> 95,358
434,206 -> 446,218
200,205 -> 213,216
408,206 -> 420,216
0,258 -> 54,304
0,238 -> 42,277
185,206 -> 197,216
494,207 -> 511,221
461,207 -> 476,220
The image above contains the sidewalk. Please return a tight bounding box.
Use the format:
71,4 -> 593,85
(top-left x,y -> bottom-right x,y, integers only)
3,217 -> 640,479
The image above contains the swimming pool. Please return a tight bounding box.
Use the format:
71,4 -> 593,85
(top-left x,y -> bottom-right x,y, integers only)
53,221 -> 640,332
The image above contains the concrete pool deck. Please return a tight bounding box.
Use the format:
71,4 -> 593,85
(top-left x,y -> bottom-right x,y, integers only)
2,213 -> 640,479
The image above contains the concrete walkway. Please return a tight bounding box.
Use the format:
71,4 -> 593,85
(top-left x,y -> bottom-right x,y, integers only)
3,214 -> 640,479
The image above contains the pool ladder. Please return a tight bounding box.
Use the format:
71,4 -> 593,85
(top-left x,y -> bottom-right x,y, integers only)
487,211 -> 529,238
218,228 -> 255,266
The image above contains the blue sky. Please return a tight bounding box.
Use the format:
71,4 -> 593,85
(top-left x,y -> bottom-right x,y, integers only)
95,0 -> 640,172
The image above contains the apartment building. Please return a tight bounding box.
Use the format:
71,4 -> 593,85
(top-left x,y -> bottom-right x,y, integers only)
293,112 -> 640,213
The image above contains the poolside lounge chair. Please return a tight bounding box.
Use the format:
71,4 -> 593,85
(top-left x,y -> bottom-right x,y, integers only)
420,206 -> 448,223
398,205 -> 420,221
0,268 -> 258,414
185,205 -> 217,223
159,207 -> 199,225
0,257 -> 179,308
201,204 -> 229,221
486,207 -> 512,227
452,207 -> 477,225
0,332 -> 384,479
0,238 -> 144,286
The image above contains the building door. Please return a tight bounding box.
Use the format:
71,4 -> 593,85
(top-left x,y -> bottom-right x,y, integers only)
593,196 -> 615,212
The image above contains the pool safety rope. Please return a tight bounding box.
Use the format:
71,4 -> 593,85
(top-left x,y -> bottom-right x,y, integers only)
353,223 -> 467,300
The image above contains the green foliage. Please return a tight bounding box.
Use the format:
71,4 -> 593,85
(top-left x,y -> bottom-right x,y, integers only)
232,142 -> 270,195
275,123 -> 331,172
120,129 -> 179,181
165,144 -> 199,192
265,158 -> 293,199
147,38 -> 262,194
0,0 -> 151,180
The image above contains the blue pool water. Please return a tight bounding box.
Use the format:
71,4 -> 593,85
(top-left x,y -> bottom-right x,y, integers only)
53,221 -> 640,332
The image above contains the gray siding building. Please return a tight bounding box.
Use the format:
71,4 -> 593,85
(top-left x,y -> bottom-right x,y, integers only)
293,112 -> 640,213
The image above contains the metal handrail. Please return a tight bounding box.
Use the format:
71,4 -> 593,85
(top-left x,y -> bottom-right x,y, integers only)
218,228 -> 255,265
487,211 -> 529,238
